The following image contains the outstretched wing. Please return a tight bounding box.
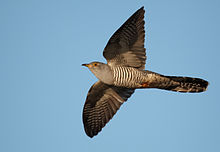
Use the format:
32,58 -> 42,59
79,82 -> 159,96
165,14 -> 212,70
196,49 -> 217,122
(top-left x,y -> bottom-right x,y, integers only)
83,81 -> 135,138
103,7 -> 146,70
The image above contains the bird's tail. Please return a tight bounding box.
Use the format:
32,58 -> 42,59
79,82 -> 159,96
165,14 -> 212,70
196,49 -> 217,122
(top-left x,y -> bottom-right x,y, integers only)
142,71 -> 209,93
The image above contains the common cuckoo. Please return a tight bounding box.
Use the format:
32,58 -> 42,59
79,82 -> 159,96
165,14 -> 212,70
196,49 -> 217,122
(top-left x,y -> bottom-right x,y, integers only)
82,7 -> 209,138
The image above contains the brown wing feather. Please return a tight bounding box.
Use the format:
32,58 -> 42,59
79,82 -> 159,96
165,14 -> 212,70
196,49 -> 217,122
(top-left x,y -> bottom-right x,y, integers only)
103,6 -> 146,70
83,81 -> 135,138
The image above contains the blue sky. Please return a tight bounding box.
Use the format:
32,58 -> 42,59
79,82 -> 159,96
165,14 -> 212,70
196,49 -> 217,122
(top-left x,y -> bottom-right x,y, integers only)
1,0 -> 220,152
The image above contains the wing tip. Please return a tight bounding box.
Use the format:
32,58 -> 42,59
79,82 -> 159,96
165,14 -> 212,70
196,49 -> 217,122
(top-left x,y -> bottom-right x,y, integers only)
138,6 -> 145,13
85,129 -> 98,138
140,6 -> 144,10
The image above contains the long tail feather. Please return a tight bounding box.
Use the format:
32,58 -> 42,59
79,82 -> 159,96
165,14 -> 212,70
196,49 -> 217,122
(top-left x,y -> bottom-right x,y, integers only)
143,71 -> 209,93
161,76 -> 208,93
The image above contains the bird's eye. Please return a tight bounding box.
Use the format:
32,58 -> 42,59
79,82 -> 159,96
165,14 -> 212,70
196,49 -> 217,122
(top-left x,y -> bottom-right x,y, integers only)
93,63 -> 98,66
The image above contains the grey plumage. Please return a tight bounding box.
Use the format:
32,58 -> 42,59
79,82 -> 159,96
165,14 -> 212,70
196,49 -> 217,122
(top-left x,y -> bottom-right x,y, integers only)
82,7 -> 209,138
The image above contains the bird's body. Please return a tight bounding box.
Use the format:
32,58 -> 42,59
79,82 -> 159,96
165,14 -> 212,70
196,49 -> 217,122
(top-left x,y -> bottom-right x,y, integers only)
82,7 -> 209,138
86,62 -> 208,92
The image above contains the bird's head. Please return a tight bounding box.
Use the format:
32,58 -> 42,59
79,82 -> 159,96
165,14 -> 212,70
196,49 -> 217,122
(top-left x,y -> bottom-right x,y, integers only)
82,61 -> 113,85
82,62 -> 105,71
82,62 -> 108,75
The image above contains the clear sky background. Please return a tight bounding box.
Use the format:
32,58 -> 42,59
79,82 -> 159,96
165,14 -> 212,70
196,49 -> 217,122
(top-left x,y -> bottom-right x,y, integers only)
1,0 -> 220,152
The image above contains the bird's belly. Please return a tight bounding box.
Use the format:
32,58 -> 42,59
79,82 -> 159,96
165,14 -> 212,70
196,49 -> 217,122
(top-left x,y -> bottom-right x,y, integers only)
112,67 -> 146,88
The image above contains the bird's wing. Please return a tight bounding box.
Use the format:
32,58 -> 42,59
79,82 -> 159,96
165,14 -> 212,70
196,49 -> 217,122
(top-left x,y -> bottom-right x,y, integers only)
83,81 -> 135,138
103,7 -> 146,70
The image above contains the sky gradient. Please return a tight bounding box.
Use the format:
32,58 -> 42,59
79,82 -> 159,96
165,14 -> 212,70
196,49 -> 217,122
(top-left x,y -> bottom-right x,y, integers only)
1,0 -> 220,152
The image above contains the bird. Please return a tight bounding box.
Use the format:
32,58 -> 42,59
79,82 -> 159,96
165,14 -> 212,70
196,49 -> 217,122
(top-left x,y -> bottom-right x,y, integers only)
82,6 -> 209,138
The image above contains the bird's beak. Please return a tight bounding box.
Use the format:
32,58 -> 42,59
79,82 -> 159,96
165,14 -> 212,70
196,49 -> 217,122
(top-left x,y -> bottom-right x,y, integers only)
82,63 -> 92,68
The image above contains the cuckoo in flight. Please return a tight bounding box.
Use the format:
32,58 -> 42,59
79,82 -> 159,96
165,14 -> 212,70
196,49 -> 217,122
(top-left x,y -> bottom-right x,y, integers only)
82,7 -> 209,138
